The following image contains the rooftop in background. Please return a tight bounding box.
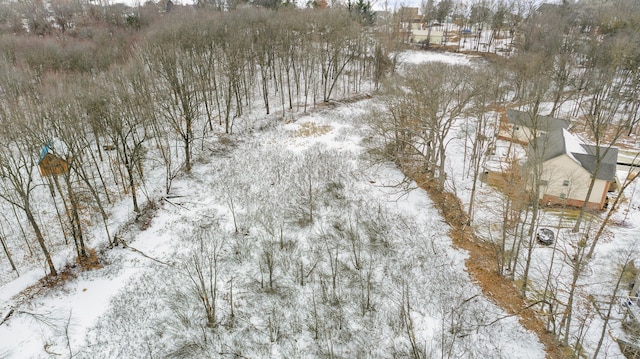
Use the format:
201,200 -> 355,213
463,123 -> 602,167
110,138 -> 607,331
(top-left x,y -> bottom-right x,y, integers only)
397,6 -> 420,22
506,109 -> 571,133
534,128 -> 618,182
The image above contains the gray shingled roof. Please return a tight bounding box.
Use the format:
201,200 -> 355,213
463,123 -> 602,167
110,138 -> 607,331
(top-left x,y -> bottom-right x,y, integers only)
574,145 -> 618,181
532,128 -> 618,182
534,127 -> 566,161
507,109 -> 571,132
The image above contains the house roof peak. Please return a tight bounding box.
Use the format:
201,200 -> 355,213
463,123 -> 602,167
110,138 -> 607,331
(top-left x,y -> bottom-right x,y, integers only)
534,128 -> 618,182
38,138 -> 69,165
506,109 -> 571,132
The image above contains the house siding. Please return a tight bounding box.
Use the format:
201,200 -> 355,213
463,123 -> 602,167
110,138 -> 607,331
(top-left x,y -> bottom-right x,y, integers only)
498,125 -> 546,145
539,154 -> 610,209
410,29 -> 444,44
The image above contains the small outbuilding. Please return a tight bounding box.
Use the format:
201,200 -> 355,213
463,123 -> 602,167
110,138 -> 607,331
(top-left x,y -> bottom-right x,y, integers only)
38,142 -> 69,177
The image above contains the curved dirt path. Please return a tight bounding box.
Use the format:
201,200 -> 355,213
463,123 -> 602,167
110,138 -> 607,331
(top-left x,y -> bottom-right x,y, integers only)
406,170 -> 568,359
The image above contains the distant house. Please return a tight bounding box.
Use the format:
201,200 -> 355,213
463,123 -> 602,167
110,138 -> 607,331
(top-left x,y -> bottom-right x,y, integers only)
532,128 -> 618,210
536,3 -> 561,15
397,7 -> 421,29
498,109 -> 571,145
410,28 -> 444,45
396,7 -> 422,42
38,142 -> 69,177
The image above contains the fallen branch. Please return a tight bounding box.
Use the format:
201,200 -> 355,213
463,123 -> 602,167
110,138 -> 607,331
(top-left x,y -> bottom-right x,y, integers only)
0,307 -> 13,326
116,237 -> 173,267
161,196 -> 190,210
481,300 -> 550,327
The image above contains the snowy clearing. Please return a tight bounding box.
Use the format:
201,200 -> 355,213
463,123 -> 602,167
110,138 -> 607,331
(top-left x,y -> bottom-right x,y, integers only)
0,92 -> 545,358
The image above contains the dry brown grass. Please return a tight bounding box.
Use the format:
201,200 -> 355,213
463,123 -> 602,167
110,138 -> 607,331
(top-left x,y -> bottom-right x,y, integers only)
294,121 -> 332,138
0,248 -> 106,322
13,248 -> 104,310
404,166 -> 568,359
77,248 -> 102,270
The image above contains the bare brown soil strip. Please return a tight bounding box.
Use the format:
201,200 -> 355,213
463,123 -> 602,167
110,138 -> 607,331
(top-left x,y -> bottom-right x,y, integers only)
404,169 -> 568,359
1,248 -> 103,326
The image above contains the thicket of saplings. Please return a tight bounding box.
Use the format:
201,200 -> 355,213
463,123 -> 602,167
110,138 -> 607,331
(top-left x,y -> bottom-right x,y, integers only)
0,5 -> 386,279
1,0 -> 640,356
87,141 -> 515,358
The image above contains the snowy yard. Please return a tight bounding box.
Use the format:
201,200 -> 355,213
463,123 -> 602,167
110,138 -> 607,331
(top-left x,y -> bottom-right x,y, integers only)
445,100 -> 640,358
0,60 -> 546,357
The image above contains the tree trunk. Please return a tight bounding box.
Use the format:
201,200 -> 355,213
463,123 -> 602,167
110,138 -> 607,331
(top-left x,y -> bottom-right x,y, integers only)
77,165 -> 111,245
0,235 -> 17,274
25,206 -> 57,276
64,174 -> 87,258
184,116 -> 192,173
588,171 -> 639,258
593,257 -> 630,358
562,239 -> 587,346
573,170 -> 598,232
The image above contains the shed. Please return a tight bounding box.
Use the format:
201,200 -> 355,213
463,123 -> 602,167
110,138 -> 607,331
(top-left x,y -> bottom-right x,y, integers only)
38,142 -> 70,177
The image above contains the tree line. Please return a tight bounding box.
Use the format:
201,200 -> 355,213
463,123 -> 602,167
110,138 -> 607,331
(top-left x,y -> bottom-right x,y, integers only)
0,6 -> 385,279
372,0 -> 640,355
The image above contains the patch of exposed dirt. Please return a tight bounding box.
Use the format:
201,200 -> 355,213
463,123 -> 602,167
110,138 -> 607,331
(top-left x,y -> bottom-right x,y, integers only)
37,249 -> 103,290
77,248 -> 103,271
2,248 -> 104,325
136,200 -> 159,231
294,121 -> 332,138
422,45 -> 508,63
404,167 -> 568,359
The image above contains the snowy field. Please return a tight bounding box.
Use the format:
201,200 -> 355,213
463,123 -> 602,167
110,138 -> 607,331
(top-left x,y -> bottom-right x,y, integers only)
397,50 -> 476,67
0,51 -> 547,358
5,49 -> 637,358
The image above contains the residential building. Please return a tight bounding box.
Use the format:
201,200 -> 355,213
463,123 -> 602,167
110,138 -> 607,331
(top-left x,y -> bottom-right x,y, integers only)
499,109 -> 571,145
532,128 -> 618,210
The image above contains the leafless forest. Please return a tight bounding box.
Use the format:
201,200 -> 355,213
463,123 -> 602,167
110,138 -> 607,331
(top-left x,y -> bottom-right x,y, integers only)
1,0 -> 640,357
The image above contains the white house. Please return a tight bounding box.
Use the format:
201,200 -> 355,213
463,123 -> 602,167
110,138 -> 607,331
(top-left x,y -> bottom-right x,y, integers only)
532,128 -> 618,210
410,29 -> 444,44
499,109 -> 571,145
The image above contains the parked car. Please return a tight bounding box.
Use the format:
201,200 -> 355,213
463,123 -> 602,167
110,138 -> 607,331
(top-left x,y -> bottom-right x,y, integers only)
537,228 -> 555,245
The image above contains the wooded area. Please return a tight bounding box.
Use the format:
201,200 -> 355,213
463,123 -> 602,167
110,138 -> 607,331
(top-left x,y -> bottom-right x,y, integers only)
0,3 -> 387,274
1,0 -> 640,357
371,0 -> 640,356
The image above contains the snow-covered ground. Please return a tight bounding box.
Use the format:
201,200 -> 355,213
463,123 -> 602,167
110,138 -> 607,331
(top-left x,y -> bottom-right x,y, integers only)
397,50 -> 477,67
6,49 -> 637,358
445,96 -> 640,357
0,51 -> 547,358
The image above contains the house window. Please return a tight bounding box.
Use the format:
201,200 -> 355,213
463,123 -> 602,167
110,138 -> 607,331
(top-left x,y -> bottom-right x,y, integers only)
560,193 -> 566,199
513,126 -> 520,130
563,180 -> 570,186
540,180 -> 549,186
